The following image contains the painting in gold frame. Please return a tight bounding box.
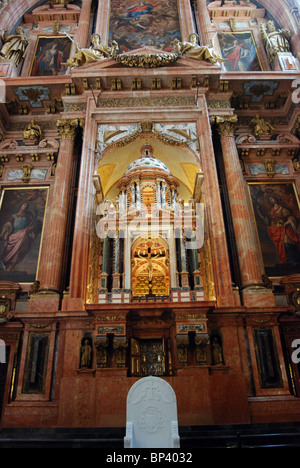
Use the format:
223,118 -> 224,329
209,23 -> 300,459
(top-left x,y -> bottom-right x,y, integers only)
217,31 -> 262,71
0,187 -> 49,283
30,35 -> 72,76
248,182 -> 300,278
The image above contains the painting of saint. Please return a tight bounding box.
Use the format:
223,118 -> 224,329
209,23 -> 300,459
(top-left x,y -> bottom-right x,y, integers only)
249,183 -> 300,277
0,187 -> 48,283
108,0 -> 182,52
217,32 -> 262,71
30,36 -> 72,76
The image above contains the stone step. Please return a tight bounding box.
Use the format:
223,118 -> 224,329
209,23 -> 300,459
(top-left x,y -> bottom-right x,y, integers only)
0,423 -> 299,448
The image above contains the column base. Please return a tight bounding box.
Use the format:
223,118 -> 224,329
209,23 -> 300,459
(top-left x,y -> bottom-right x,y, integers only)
28,290 -> 60,312
99,273 -> 108,289
242,286 -> 275,307
180,271 -> 190,289
112,273 -> 121,289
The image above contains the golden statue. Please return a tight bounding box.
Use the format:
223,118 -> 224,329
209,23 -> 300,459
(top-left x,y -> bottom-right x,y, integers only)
260,20 -> 292,64
0,27 -> 28,66
173,33 -> 226,64
250,114 -> 277,137
23,119 -> 42,144
63,34 -> 118,67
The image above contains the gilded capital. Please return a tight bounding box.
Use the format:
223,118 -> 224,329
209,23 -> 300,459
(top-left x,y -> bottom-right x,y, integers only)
214,114 -> 238,137
56,118 -> 79,139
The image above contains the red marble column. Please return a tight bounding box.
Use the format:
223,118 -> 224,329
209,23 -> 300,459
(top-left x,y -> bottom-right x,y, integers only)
66,98 -> 97,310
37,119 -> 79,294
215,115 -> 275,307
195,0 -> 211,45
75,0 -> 93,48
197,107 -> 235,307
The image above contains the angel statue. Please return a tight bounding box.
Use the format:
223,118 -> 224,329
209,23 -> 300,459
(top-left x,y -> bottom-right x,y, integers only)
0,27 -> 28,66
260,20 -> 292,64
63,33 -> 118,67
173,33 -> 226,65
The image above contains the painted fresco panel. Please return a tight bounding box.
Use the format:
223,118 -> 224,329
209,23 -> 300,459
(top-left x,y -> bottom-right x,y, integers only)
248,182 -> 300,277
108,0 -> 182,52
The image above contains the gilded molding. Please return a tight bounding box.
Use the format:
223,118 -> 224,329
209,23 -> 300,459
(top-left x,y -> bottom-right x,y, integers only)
207,99 -> 231,109
97,96 -> 196,108
105,120 -> 189,149
114,52 -> 178,68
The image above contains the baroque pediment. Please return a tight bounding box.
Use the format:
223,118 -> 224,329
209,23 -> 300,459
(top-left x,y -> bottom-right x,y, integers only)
70,46 -> 222,77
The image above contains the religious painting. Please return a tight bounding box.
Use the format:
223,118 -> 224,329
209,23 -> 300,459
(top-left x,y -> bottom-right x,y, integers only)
108,0 -> 182,53
30,35 -> 72,76
217,32 -> 262,71
248,182 -> 300,277
0,187 -> 49,283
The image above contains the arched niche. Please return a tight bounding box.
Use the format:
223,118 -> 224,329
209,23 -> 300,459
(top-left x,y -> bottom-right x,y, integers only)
95,136 -> 202,203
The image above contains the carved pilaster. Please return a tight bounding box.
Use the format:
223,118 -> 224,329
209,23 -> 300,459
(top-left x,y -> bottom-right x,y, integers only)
113,336 -> 128,367
94,336 -> 109,367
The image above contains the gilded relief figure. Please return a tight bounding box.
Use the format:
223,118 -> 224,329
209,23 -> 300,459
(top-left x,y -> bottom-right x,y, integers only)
250,114 -> 277,137
260,20 -> 292,63
23,119 -> 42,144
63,33 -> 118,67
0,27 -> 28,66
137,250 -> 160,281
173,33 -> 226,64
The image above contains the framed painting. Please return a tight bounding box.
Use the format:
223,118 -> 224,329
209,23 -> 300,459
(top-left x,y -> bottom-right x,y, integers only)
30,35 -> 72,76
248,182 -> 300,278
0,187 -> 49,283
217,31 -> 262,71
108,0 -> 182,53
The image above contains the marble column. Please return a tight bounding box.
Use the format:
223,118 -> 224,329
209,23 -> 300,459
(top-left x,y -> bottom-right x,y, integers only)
33,119 -> 79,303
195,0 -> 211,45
191,229 -> 202,289
112,232 -> 121,289
75,0 -> 93,48
67,99 -> 97,309
180,233 -> 190,289
197,109 -> 235,307
99,234 -> 109,290
136,181 -> 141,211
215,115 -> 275,307
156,181 -> 161,209
130,184 -> 135,209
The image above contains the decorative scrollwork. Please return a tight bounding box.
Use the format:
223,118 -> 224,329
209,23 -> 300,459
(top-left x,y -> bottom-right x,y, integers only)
114,53 -> 179,68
